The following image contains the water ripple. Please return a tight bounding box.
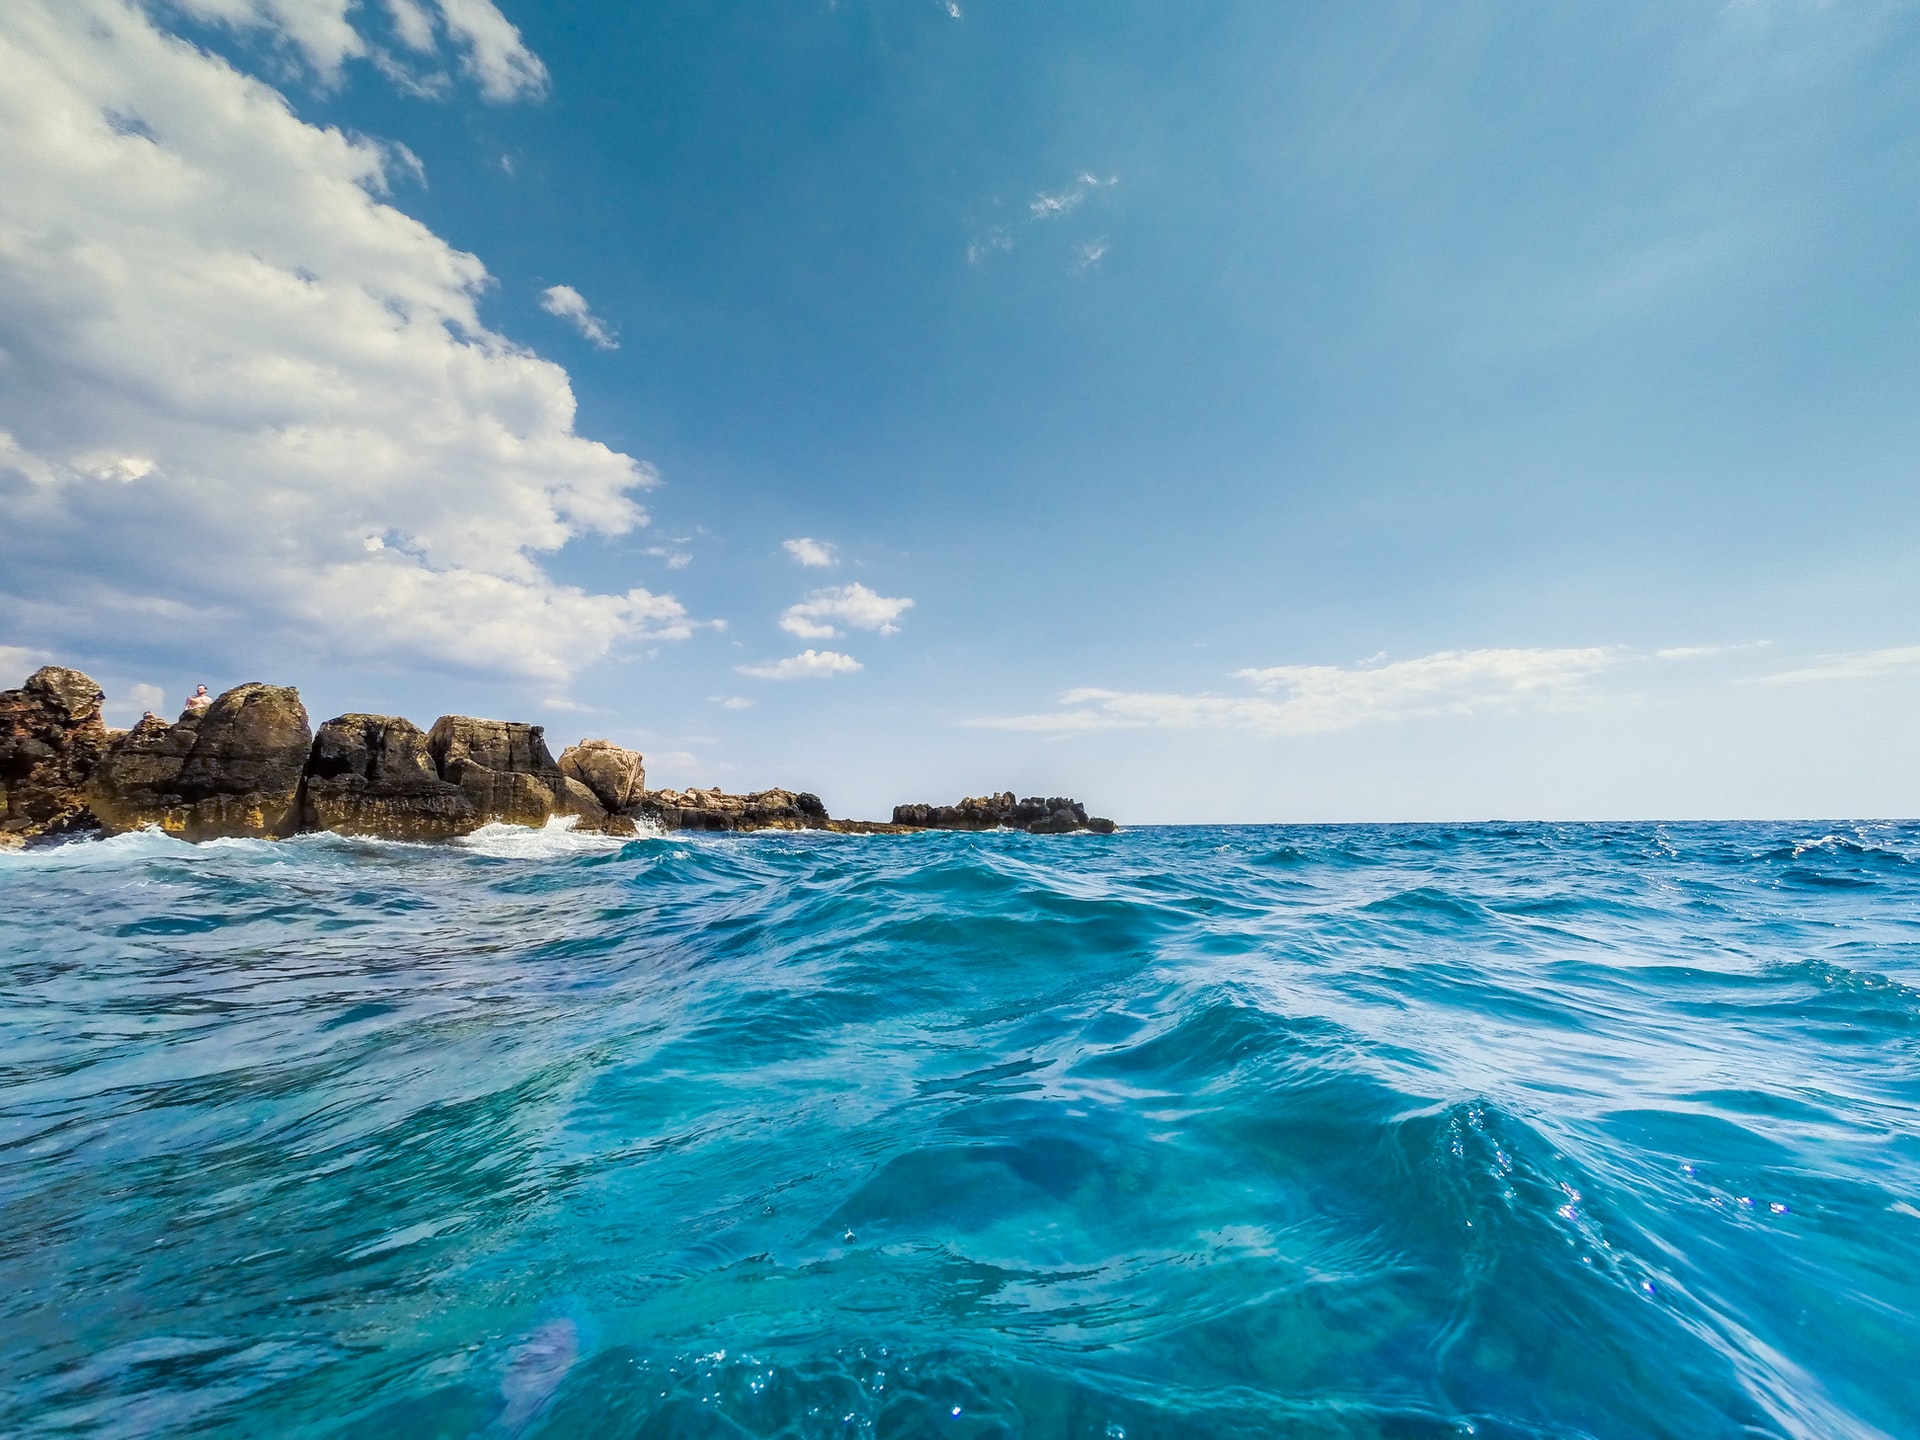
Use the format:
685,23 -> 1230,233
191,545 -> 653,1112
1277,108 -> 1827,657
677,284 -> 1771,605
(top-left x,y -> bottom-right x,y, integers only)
2,821 -> 1917,1438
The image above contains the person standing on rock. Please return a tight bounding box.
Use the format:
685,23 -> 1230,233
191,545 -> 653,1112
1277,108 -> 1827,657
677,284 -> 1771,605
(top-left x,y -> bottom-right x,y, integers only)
182,684 -> 212,720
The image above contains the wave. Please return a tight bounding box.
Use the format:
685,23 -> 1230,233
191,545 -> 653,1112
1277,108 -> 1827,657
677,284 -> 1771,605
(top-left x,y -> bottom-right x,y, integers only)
3,821 -> 1918,1438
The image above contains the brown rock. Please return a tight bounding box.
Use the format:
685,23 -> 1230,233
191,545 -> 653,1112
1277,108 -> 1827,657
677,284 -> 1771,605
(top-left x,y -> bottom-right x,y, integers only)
426,715 -> 563,828
891,791 -> 1113,834
88,683 -> 311,840
559,738 -> 646,812
0,665 -> 110,841
635,787 -> 829,832
301,714 -> 480,841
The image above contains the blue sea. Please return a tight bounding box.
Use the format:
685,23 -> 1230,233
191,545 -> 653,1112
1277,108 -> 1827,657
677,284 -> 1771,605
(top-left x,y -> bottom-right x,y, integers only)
1,821 -> 1917,1439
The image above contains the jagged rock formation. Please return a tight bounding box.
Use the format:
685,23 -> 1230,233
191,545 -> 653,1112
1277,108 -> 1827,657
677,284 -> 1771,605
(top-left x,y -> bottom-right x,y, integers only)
2,664 -> 1117,845
635,787 -> 829,832
425,716 -> 567,829
301,714 -> 481,841
89,683 -> 312,840
560,739 -> 647,813
0,666 -> 110,844
892,791 -> 1116,834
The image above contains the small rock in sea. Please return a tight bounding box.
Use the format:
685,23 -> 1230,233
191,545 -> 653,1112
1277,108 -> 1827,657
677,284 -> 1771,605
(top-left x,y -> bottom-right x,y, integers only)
635,786 -> 829,832
890,791 -> 1115,835
559,738 -> 647,812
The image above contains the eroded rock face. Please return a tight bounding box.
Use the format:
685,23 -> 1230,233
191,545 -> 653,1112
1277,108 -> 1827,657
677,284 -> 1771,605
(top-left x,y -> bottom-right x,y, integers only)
891,792 -> 1114,834
89,684 -> 311,840
426,716 -> 561,828
0,666 -> 110,842
559,739 -> 646,813
636,787 -> 829,832
302,714 -> 480,840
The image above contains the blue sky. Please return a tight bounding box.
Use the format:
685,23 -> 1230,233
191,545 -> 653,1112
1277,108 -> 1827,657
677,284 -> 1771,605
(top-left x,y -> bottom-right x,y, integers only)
3,0 -> 1919,820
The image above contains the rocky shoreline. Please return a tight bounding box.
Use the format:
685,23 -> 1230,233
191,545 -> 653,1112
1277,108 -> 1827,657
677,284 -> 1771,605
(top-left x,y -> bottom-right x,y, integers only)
0,666 -> 1115,848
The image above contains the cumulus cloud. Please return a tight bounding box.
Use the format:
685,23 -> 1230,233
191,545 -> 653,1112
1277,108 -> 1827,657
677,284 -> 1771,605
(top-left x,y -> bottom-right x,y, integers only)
778,583 -> 913,640
168,0 -> 547,100
0,0 -> 686,687
1030,172 -> 1116,220
737,649 -> 863,681
539,284 -> 617,349
972,647 -> 1622,736
782,536 -> 837,567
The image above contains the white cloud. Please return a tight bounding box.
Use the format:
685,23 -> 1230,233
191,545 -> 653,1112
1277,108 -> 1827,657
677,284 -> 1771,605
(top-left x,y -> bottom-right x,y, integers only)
0,0 -> 684,687
434,0 -> 548,101
0,644 -> 53,683
105,681 -> 166,724
1656,641 -> 1770,661
1074,239 -> 1109,270
1751,645 -> 1920,685
778,583 -> 913,640
966,228 -> 1013,265
972,647 -> 1623,736
1030,173 -> 1116,220
709,694 -> 754,709
539,283 -> 617,349
737,649 -> 863,681
782,536 -> 837,567
168,0 -> 547,100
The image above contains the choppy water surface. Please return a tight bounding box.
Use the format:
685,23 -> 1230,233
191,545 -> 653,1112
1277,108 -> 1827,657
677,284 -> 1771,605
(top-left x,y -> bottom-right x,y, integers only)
2,822 -> 1917,1439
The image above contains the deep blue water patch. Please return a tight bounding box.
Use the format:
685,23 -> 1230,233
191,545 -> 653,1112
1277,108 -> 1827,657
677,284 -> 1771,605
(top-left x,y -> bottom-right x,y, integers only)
1,821 -> 1916,1438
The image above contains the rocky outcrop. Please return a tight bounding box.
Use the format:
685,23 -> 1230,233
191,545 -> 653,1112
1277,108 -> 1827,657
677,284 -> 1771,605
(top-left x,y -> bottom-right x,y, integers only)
635,787 -> 829,832
301,714 -> 481,841
0,666 -> 110,843
424,716 -> 635,835
426,716 -> 563,829
892,791 -> 1115,835
89,683 -> 312,840
559,739 -> 646,813
3,662 -> 1118,846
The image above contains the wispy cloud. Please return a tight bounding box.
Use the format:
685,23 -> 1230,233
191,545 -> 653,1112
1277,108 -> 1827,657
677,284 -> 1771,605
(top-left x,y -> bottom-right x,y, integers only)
1750,644 -> 1920,685
0,644 -> 53,682
966,228 -> 1014,265
708,694 -> 755,709
539,284 -> 617,349
972,646 -> 1623,736
782,536 -> 837,568
779,583 -> 913,640
1030,172 -> 1116,220
1074,240 -> 1109,270
738,649 -> 863,681
1655,641 -> 1770,661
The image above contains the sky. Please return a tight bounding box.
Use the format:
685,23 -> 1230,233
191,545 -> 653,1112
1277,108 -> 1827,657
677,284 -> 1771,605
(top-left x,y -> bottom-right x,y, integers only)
3,0 -> 1919,823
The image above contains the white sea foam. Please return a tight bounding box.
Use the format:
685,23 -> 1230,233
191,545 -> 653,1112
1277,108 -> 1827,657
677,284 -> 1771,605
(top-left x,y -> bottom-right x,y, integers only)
0,816 -> 663,869
455,815 -> 653,859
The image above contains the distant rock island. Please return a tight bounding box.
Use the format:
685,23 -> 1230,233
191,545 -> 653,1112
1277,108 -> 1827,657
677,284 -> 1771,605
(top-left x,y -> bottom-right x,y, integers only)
0,666 -> 1115,847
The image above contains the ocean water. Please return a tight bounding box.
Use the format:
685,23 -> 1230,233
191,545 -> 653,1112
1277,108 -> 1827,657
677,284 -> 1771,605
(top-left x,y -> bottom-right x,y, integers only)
1,822 -> 1917,1440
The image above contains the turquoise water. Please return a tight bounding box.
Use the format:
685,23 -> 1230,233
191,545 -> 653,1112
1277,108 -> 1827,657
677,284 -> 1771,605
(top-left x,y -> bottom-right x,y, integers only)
1,822 -> 1917,1439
